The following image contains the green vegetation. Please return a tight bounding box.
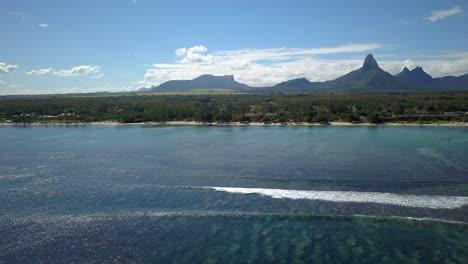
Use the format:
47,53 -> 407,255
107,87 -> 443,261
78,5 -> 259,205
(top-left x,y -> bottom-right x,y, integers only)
0,92 -> 467,124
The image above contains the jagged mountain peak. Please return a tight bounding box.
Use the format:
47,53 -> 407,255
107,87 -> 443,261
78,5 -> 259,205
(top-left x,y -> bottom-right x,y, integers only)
396,65 -> 433,85
411,66 -> 430,76
138,54 -> 468,94
401,67 -> 410,73
411,66 -> 425,73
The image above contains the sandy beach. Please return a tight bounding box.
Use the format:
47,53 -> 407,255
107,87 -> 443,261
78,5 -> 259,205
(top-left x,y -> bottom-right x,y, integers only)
1,121 -> 467,127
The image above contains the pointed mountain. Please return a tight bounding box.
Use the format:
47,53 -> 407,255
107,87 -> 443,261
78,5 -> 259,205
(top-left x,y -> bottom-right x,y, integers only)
399,67 -> 411,75
411,66 -> 433,82
136,54 -> 468,94
362,54 -> 379,70
323,54 -> 397,92
145,74 -> 249,92
396,66 -> 433,87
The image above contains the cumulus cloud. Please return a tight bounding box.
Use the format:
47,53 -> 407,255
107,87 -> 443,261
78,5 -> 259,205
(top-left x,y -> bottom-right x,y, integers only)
175,45 -> 213,64
140,44 -> 468,87
425,6 -> 463,22
0,63 -> 18,74
27,65 -> 101,77
38,23 -> 48,28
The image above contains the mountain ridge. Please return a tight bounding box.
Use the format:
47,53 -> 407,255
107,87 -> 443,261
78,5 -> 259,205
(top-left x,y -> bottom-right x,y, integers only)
141,74 -> 249,92
139,54 -> 468,93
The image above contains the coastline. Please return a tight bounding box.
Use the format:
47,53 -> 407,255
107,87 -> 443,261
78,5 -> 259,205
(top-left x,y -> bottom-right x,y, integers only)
1,121 -> 467,127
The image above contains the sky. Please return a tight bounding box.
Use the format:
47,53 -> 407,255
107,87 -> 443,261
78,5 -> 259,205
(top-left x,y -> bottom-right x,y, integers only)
1,0 -> 468,95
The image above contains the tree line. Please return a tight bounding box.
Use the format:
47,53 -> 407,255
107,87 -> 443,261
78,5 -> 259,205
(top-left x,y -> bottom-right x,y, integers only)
0,92 -> 467,124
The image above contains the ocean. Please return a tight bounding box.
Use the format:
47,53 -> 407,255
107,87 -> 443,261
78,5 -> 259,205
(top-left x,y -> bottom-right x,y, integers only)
1,125 -> 467,263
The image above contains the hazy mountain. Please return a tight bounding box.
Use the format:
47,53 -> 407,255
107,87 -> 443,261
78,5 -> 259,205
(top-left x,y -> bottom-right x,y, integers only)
275,78 -> 312,89
394,66 -> 468,91
395,66 -> 434,90
434,73 -> 468,91
138,55 -> 468,94
251,78 -> 322,93
397,66 -> 433,83
258,54 -> 468,93
142,74 -> 249,92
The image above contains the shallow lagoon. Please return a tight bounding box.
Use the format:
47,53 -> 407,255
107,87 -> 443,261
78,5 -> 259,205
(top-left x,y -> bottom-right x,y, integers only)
1,125 -> 467,263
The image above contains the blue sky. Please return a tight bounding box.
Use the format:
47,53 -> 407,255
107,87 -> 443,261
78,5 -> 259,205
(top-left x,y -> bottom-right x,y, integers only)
1,0 -> 467,94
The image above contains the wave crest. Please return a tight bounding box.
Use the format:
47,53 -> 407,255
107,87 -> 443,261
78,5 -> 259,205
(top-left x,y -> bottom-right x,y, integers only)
209,187 -> 468,209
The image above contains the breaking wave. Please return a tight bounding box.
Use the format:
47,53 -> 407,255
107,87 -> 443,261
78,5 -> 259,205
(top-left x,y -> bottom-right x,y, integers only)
209,187 -> 468,209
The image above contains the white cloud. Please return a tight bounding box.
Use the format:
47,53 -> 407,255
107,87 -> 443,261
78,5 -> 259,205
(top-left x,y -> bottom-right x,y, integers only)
372,51 -> 468,78
175,45 -> 212,64
425,6 -> 463,22
92,73 -> 104,79
0,63 -> 18,74
27,65 -> 101,77
38,23 -> 48,28
140,44 -> 383,87
175,45 -> 208,56
140,45 -> 468,87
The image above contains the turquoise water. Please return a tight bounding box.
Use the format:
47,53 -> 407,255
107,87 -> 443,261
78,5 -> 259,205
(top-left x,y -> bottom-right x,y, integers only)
0,125 -> 467,263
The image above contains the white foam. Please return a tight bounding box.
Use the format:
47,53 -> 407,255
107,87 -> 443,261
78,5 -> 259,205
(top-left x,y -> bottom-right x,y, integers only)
209,187 -> 468,209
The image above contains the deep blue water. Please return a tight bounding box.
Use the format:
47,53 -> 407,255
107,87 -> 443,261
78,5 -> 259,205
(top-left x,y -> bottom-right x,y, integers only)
0,125 -> 467,263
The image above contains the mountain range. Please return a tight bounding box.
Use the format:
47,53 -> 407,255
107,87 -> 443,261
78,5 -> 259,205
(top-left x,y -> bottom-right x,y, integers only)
139,54 -> 468,93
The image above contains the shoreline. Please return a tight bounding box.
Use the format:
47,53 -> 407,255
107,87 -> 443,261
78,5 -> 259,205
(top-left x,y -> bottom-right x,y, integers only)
1,121 -> 467,127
